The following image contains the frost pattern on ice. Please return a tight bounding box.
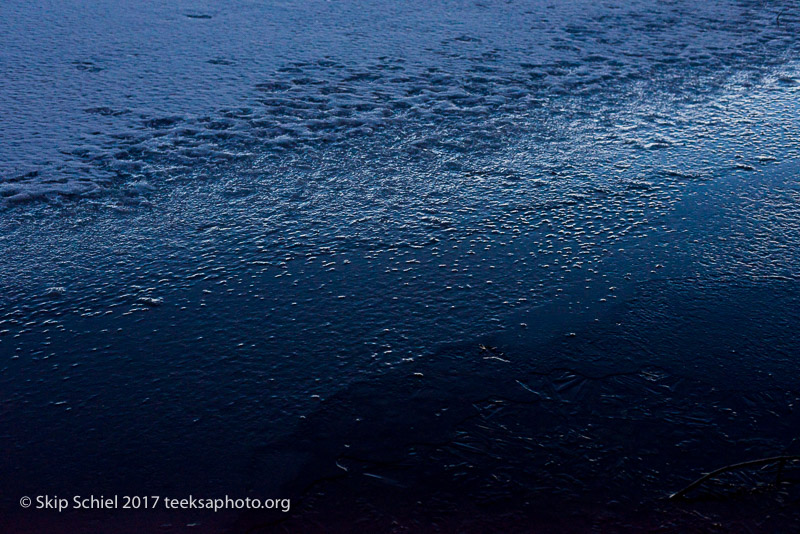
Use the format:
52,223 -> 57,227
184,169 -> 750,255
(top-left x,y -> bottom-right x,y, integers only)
1,0 -> 799,205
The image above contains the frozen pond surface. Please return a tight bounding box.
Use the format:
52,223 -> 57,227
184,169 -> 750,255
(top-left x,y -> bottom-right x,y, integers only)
2,0 -> 800,532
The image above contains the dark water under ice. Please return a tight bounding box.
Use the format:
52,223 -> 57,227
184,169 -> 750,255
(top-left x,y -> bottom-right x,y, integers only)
2,0 -> 800,532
